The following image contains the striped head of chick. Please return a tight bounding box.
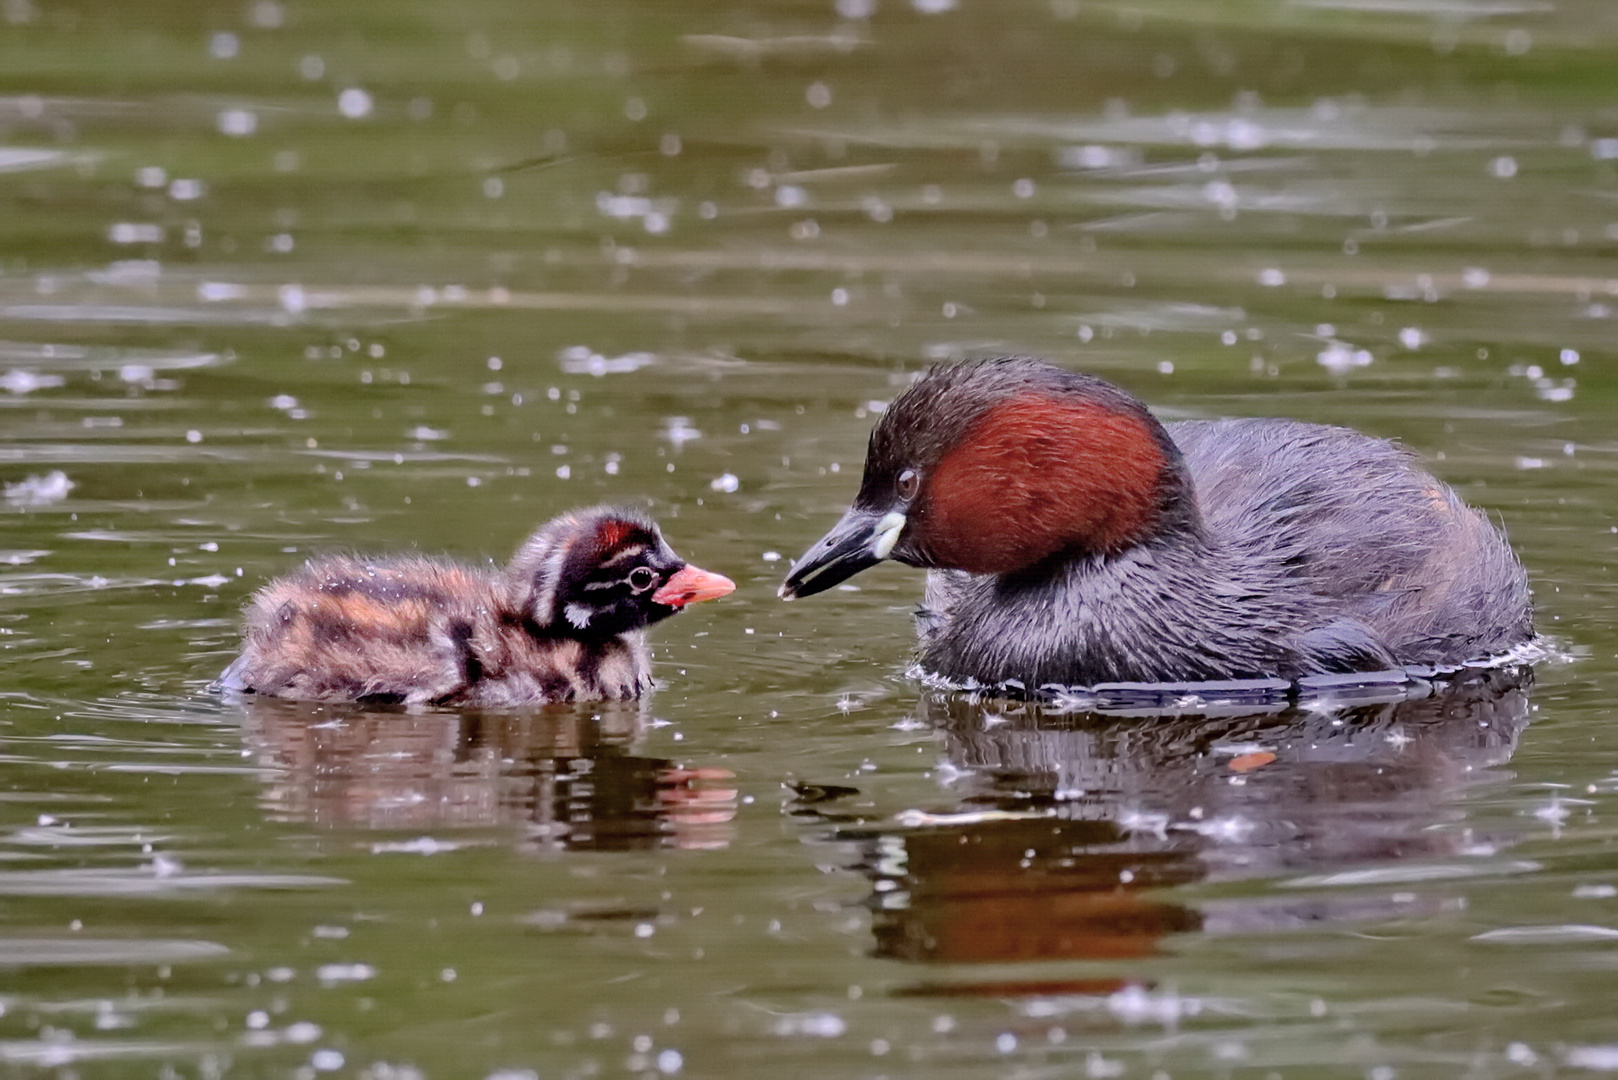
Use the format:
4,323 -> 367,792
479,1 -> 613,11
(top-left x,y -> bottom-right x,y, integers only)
507,505 -> 735,639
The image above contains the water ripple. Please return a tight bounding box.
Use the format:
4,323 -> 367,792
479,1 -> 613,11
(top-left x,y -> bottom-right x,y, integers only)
0,937 -> 229,965
0,869 -> 344,896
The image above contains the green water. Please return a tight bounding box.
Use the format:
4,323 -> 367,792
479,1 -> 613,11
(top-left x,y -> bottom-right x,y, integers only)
2,0 -> 1617,1076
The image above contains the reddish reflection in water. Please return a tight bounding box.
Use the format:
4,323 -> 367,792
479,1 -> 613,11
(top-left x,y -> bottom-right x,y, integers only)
818,669 -> 1531,987
239,699 -> 737,851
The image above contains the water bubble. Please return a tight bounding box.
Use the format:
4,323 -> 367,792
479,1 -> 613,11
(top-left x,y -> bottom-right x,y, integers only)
4,470 -> 73,504
299,54 -> 324,79
663,417 -> 701,449
772,1013 -> 846,1037
1489,155 -> 1517,179
1204,179 -> 1237,210
311,1049 -> 345,1072
217,108 -> 257,136
1226,117 -> 1266,151
1060,144 -> 1126,170
806,82 -> 832,109
209,32 -> 239,59
315,964 -> 374,984
338,87 -> 374,119
108,222 -> 164,244
250,1 -> 284,28
1317,340 -> 1373,374
1257,268 -> 1285,287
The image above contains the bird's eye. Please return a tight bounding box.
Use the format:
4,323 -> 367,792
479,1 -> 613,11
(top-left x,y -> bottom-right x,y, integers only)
896,468 -> 920,501
627,566 -> 657,592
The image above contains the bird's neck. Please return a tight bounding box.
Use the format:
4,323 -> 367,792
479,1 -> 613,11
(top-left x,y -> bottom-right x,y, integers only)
919,526 -> 1301,688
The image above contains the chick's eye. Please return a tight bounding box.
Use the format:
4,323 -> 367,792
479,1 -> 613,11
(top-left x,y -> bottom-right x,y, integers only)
896,468 -> 920,501
627,566 -> 657,592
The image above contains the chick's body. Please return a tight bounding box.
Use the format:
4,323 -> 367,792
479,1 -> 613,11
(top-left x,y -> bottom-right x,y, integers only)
223,555 -> 649,706
220,507 -> 732,706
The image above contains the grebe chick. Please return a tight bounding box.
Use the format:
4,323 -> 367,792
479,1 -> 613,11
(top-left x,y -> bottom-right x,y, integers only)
221,506 -> 734,706
780,358 -> 1532,690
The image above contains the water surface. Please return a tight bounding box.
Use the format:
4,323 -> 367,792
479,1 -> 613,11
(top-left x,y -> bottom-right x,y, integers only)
2,1 -> 1617,1076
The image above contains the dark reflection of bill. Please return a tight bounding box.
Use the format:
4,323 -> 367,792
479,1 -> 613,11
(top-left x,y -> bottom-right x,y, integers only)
812,669 -> 1531,986
238,699 -> 736,851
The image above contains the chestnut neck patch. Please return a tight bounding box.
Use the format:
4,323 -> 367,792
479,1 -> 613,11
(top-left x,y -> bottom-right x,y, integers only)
921,392 -> 1168,574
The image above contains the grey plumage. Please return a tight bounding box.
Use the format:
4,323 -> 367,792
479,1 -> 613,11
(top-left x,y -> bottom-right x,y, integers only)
796,358 -> 1534,690
920,416 -> 1531,687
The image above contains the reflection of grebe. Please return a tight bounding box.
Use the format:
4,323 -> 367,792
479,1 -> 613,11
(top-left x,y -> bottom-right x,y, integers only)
241,698 -> 737,851
220,506 -> 733,705
813,669 -> 1530,984
782,358 -> 1533,690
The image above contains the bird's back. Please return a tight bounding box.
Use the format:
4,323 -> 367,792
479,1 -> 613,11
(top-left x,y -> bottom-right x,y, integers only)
1168,418 -> 1532,667
221,554 -> 497,705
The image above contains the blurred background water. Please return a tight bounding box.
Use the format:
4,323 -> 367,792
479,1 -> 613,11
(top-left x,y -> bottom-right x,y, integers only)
2,0 -> 1617,1076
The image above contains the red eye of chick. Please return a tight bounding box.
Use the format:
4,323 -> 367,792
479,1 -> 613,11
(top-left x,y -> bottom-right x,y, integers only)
896,468 -> 920,501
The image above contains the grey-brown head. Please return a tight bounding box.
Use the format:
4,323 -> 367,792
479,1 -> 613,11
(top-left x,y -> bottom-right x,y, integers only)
780,358 -> 1193,599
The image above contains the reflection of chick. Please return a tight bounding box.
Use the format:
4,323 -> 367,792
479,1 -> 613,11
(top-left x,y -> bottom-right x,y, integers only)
219,506 -> 733,706
241,698 -> 739,850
